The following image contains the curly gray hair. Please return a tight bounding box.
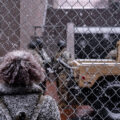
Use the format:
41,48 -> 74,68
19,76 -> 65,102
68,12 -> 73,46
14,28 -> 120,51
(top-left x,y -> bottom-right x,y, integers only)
0,50 -> 45,87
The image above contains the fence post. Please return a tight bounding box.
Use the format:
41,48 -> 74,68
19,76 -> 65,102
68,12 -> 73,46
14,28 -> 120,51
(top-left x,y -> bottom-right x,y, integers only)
67,23 -> 75,59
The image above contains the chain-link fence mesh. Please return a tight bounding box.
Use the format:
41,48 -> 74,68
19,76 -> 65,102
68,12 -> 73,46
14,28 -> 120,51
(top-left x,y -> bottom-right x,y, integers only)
1,0 -> 120,119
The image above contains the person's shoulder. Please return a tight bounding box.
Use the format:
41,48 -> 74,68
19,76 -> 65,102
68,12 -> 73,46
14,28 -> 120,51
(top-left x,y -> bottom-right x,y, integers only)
0,109 -> 8,120
38,95 -> 60,120
42,95 -> 56,104
0,99 -> 12,120
110,49 -> 117,54
40,95 -> 58,110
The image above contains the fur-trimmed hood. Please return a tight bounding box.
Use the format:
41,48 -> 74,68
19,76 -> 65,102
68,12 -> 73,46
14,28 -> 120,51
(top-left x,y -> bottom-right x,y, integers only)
0,83 -> 43,95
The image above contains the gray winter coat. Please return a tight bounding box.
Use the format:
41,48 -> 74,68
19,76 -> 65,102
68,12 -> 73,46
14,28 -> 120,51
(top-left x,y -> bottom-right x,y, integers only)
0,83 -> 61,120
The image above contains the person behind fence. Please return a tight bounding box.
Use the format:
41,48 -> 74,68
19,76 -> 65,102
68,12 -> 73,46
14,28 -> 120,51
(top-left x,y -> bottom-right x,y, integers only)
53,40 -> 72,81
56,40 -> 72,63
52,40 -> 73,107
27,36 -> 51,92
55,40 -> 82,107
105,48 -> 117,60
0,50 -> 60,120
28,36 -> 51,66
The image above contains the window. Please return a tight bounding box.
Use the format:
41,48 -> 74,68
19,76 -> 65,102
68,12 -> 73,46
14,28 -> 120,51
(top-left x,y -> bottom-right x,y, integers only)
74,27 -> 120,59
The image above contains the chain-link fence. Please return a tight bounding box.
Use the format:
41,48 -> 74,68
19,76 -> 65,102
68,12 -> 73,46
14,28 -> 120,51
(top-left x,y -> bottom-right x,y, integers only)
1,0 -> 120,120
